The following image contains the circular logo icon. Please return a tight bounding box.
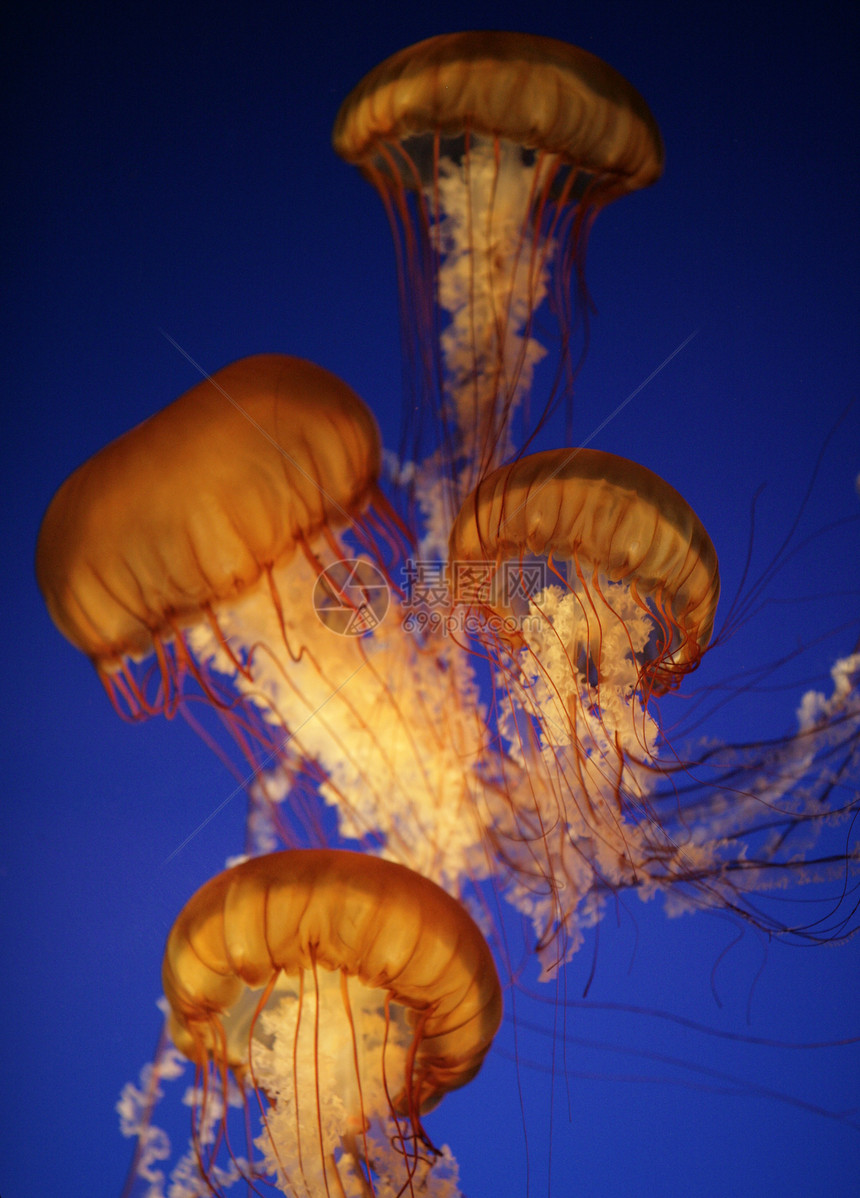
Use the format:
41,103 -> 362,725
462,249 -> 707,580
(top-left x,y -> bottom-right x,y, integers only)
312,559 -> 390,636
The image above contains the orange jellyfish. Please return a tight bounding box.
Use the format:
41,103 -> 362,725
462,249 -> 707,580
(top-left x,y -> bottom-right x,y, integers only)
447,447 -> 724,969
445,447 -> 859,964
333,32 -> 664,525
35,353 -> 384,714
157,849 -> 502,1196
38,348 -> 850,974
449,447 -> 720,693
34,353 -> 384,824
36,352 -> 500,887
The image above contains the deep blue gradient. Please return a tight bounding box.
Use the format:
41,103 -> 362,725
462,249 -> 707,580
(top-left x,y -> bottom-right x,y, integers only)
3,4 -> 858,1196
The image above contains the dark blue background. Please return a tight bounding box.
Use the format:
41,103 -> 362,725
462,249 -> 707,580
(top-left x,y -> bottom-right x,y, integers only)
3,3 -> 858,1195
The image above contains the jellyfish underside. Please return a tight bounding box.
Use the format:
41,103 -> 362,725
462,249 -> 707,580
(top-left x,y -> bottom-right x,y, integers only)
161,851 -> 502,1197
204,969 -> 435,1198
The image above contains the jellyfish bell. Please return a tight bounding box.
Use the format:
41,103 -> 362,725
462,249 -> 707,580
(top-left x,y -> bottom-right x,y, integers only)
333,32 -> 664,520
333,32 -> 662,198
35,353 -> 383,683
449,447 -> 720,699
161,848 -> 502,1196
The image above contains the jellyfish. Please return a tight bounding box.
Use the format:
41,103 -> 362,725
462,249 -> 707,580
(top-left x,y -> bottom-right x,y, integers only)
445,447 -> 858,969
34,352 -> 495,882
36,346 -> 859,977
333,31 -> 664,537
449,447 -> 720,692
35,353 -> 384,708
438,447 -> 719,965
154,848 -> 502,1196
23,25 -> 859,1198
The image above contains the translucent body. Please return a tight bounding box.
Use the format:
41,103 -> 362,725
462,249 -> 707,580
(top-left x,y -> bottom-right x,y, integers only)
334,32 -> 664,513
162,850 -> 501,1196
188,553 -> 492,891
